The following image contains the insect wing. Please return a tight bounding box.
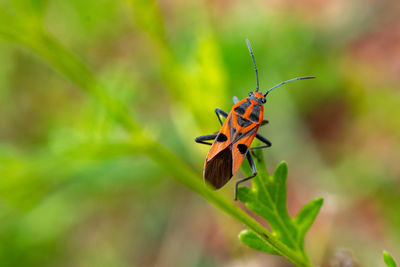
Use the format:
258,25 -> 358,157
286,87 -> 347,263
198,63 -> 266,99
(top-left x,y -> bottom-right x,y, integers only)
231,125 -> 259,174
204,146 -> 233,189
204,114 -> 234,188
205,115 -> 232,162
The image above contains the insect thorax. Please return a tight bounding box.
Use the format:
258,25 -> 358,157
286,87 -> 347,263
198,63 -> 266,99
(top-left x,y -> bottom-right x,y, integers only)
233,98 -> 262,124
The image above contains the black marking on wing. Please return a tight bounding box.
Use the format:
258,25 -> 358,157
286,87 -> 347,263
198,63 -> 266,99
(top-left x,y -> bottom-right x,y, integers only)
204,147 -> 233,189
237,144 -> 248,154
237,116 -> 252,127
216,133 -> 228,142
234,100 -> 251,115
249,105 -> 260,122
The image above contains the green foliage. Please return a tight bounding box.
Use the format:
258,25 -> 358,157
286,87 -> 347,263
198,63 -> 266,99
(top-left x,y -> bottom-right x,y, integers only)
239,229 -> 278,254
238,149 -> 323,266
383,251 -> 398,267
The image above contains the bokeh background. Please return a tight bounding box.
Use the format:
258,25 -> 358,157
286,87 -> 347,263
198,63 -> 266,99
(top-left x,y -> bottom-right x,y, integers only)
0,0 -> 399,266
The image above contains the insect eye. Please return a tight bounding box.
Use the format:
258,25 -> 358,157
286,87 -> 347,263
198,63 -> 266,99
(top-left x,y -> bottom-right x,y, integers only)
260,98 -> 266,104
248,92 -> 253,97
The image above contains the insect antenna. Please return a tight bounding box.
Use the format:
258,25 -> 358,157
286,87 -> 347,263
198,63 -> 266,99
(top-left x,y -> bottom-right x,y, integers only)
264,76 -> 316,97
246,39 -> 259,92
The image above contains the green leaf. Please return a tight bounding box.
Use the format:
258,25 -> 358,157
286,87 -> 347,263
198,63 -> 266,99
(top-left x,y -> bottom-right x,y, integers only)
383,251 -> 398,267
239,229 -> 278,254
295,198 -> 323,245
237,147 -> 323,266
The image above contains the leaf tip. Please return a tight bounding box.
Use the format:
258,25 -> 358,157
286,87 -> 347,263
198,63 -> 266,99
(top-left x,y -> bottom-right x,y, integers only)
273,161 -> 288,180
278,160 -> 288,167
383,251 -> 397,267
314,197 -> 324,207
238,229 -> 249,238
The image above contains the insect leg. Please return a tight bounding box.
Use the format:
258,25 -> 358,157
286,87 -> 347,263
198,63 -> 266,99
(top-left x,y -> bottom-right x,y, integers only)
235,152 -> 257,200
215,108 -> 228,125
251,134 -> 272,150
194,134 -> 217,146
261,120 -> 269,126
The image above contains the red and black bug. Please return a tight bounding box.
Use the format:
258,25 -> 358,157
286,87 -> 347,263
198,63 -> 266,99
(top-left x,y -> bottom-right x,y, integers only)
195,40 -> 315,199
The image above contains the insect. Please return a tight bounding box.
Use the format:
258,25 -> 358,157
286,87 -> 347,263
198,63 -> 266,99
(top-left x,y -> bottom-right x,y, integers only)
195,39 -> 315,200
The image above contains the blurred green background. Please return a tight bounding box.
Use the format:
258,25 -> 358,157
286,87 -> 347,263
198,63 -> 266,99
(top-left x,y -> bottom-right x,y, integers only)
0,0 -> 399,266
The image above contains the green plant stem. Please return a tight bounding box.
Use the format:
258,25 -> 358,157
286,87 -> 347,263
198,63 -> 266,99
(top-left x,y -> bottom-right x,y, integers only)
0,22 -> 313,267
